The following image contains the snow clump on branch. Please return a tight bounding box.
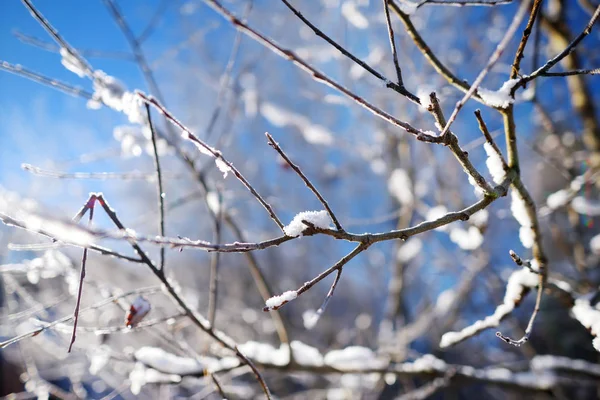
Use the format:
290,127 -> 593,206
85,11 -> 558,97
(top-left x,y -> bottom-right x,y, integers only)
283,210 -> 332,237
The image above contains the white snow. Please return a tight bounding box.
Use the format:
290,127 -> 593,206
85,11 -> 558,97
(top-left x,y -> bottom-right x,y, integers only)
397,238 -> 422,263
531,355 -> 600,376
341,1 -> 369,29
426,205 -> 449,231
477,79 -> 519,109
404,354 -> 447,372
388,169 -> 413,205
59,47 -> 86,78
449,226 -> 484,250
303,309 -> 319,330
440,267 -> 539,348
134,347 -> 207,375
511,190 -> 534,248
590,234 -> 600,255
238,341 -> 290,366
435,289 -> 456,315
215,158 -> 231,178
324,346 -> 386,369
129,362 -> 180,395
265,290 -> 298,310
571,298 -> 600,352
546,189 -> 571,210
468,175 -> 485,197
417,86 -> 434,111
571,196 -> 600,216
283,210 -> 332,237
470,209 -> 489,228
484,142 -> 505,184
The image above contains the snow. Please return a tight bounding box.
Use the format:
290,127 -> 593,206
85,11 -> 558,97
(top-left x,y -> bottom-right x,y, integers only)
571,196 -> 600,216
0,188 -> 96,247
449,226 -> 483,250
129,362 -> 180,395
470,209 -> 489,228
468,175 -> 484,197
341,1 -> 369,29
426,205 -> 449,231
477,79 -> 519,109
397,238 -> 422,263
206,192 -> 221,215
546,189 -> 570,210
290,341 -> 324,366
60,48 -> 86,77
531,355 -> 600,376
511,190 -> 534,248
406,354 -> 447,372
484,142 -> 505,184
388,169 -> 413,205
283,210 -> 332,237
440,267 -> 538,348
265,290 -> 297,310
215,158 -> 231,178
134,347 -> 207,375
519,226 -> 535,249
590,234 -> 600,255
435,289 -> 456,315
238,341 -> 290,366
324,346 -> 386,369
303,309 -> 319,330
571,298 -> 600,352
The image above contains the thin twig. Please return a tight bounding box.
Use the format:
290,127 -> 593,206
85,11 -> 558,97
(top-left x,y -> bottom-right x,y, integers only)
510,0 -> 543,79
265,132 -> 343,231
262,243 -> 367,311
138,92 -> 286,231
0,60 -> 93,99
203,0 -> 432,138
439,0 -> 532,136
68,196 -> 96,352
383,0 -> 405,86
278,0 -> 417,102
146,104 -> 166,271
523,6 -> 600,84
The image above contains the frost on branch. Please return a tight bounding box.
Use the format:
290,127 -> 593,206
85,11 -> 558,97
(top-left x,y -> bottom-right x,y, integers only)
89,71 -> 146,125
265,290 -> 297,310
0,188 -> 95,247
59,47 -> 86,78
440,266 -> 539,348
283,210 -> 332,237
570,296 -> 600,352
477,79 -> 519,109
484,142 -> 505,184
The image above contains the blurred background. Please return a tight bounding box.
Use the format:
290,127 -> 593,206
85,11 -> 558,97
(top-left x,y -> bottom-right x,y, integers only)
1,0 -> 600,398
